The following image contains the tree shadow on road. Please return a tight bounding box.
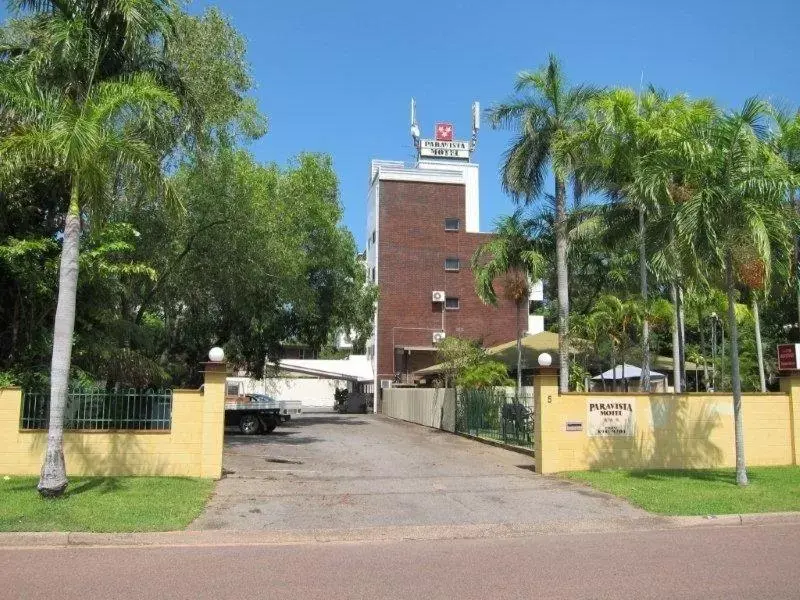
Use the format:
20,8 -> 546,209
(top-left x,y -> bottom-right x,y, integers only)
288,415 -> 369,427
225,431 -> 322,446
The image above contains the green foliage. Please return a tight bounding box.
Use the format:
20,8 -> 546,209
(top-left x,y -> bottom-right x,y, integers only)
435,337 -> 512,389
0,2 -> 366,389
562,467 -> 800,516
435,337 -> 486,388
457,360 -> 512,389
569,361 -> 590,392
0,476 -> 214,532
472,211 -> 546,306
168,7 -> 267,147
0,371 -> 16,387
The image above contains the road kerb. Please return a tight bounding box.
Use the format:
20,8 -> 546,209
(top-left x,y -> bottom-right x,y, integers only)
1,512 -> 799,549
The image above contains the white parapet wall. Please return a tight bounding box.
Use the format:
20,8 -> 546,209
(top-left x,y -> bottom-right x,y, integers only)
381,387 -> 456,432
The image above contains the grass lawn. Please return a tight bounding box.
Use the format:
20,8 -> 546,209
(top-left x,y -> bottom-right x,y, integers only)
0,476 -> 215,532
561,466 -> 800,516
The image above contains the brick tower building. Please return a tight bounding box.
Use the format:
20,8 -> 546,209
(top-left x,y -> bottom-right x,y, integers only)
365,113 -> 544,405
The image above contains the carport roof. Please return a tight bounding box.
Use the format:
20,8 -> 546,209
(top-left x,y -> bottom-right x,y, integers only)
415,331 -> 562,376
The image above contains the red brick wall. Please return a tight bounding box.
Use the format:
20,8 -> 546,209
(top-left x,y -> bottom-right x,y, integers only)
376,179 -> 518,381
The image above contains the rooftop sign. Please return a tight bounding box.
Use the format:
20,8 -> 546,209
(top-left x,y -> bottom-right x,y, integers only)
419,139 -> 471,159
435,122 -> 453,141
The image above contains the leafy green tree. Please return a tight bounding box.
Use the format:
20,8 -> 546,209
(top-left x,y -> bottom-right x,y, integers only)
488,54 -> 599,393
472,212 -> 545,397
457,360 -> 513,389
0,69 -> 178,496
435,337 -> 485,389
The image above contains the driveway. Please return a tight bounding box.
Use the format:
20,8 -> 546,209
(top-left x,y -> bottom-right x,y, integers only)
190,412 -> 650,531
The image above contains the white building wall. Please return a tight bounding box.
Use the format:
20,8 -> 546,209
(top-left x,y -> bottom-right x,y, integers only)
227,377 -> 340,409
527,279 -> 544,334
530,279 -> 544,301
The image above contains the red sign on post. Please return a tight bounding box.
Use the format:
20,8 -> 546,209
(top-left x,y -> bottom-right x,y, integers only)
777,343 -> 800,371
435,122 -> 453,141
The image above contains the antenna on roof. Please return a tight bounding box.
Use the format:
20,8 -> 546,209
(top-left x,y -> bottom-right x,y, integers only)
410,98 -> 420,151
470,101 -> 480,151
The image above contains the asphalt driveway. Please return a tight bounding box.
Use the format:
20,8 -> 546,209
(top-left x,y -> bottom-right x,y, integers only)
190,412 -> 650,531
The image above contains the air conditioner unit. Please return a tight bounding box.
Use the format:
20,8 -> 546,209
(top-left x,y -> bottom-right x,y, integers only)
432,331 -> 446,344
380,379 -> 393,389
432,290 -> 445,302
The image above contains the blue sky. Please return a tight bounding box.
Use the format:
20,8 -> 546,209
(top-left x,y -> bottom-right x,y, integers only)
4,1 -> 799,247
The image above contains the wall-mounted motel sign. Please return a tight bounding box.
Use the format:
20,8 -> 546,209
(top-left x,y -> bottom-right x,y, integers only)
588,399 -> 635,437
777,343 -> 800,370
419,139 -> 471,159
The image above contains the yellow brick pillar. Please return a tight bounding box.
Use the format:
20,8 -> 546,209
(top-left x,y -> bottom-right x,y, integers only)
200,361 -> 227,478
533,368 -> 559,474
780,374 -> 800,466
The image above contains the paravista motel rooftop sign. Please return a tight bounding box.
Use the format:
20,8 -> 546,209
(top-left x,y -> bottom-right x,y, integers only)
419,122 -> 471,159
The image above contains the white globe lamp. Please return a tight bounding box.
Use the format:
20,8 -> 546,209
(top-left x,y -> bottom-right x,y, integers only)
208,347 -> 225,363
537,352 -> 552,367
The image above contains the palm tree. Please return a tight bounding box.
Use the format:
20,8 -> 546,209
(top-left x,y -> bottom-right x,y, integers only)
588,294 -> 643,391
683,286 -> 727,391
488,54 -> 599,393
0,71 -> 178,496
579,88 -> 703,391
472,212 -> 546,398
771,107 -> 800,325
674,99 -> 796,485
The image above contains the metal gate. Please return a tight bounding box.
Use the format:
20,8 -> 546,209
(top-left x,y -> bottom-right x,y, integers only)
455,388 -> 534,448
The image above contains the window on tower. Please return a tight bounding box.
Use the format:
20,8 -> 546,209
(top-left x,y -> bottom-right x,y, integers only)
444,218 -> 460,231
444,257 -> 460,271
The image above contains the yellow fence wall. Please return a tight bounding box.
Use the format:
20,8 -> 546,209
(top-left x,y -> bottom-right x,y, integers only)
533,371 -> 800,474
0,364 -> 226,478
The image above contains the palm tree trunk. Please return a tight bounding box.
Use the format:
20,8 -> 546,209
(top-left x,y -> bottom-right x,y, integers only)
620,347 -> 627,392
700,320 -> 709,390
555,175 -> 570,393
639,206 -> 650,392
38,185 -> 81,497
670,283 -> 682,393
725,253 -> 748,486
678,285 -> 687,390
515,301 -> 522,400
752,296 -> 767,393
611,349 -> 617,392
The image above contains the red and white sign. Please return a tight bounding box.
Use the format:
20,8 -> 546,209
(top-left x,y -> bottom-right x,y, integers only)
435,122 -> 453,141
778,343 -> 800,370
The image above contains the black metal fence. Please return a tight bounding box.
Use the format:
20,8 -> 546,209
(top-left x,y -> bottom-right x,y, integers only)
21,388 -> 173,431
455,388 -> 534,448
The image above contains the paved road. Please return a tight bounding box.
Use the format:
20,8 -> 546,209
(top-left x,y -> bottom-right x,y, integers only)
191,411 -> 648,530
3,522 -> 799,599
